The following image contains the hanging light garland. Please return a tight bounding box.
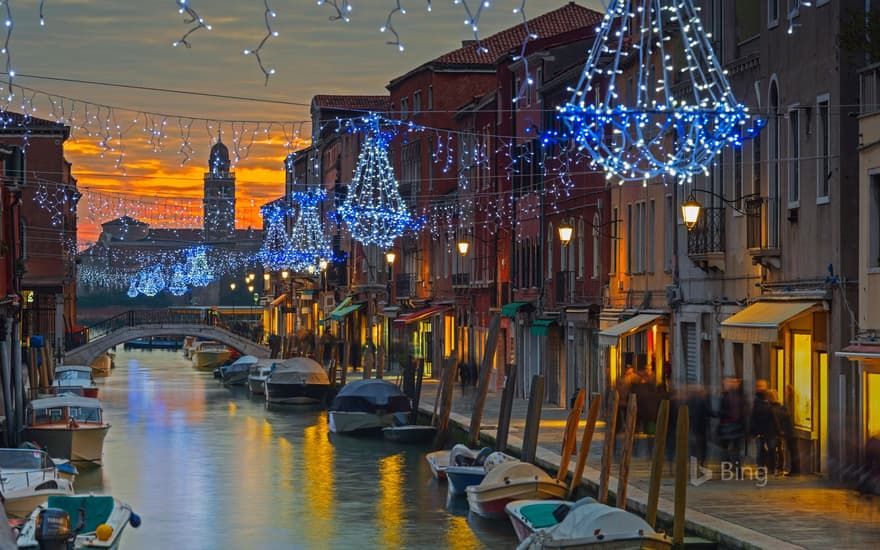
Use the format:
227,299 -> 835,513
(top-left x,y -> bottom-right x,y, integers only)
184,245 -> 214,287
338,114 -> 418,249
172,0 -> 212,49
288,189 -> 334,273
558,0 -> 754,184
257,201 -> 295,271
167,264 -> 188,296
243,0 -> 278,84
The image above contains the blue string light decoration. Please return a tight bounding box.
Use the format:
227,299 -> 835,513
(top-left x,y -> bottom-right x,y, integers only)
184,245 -> 214,287
126,279 -> 139,298
338,114 -> 418,248
288,189 -> 334,273
167,264 -> 188,296
558,0 -> 753,184
135,266 -> 166,297
257,202 -> 295,271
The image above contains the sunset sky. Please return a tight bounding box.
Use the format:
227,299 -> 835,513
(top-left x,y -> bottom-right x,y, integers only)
9,0 -> 602,243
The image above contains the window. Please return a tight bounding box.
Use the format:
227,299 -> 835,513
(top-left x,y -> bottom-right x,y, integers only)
792,332 -> 813,430
626,204 -> 633,274
870,174 -> 880,269
536,68 -> 542,106
578,217 -> 585,280
547,224 -> 554,280
752,129 -> 762,195
648,200 -> 655,273
428,86 -> 433,111
733,146 -> 744,212
413,90 -> 421,114
817,96 -> 830,202
768,0 -> 779,28
735,0 -> 761,42
592,213 -> 601,279
664,194 -> 673,272
789,106 -> 800,206
400,98 -> 409,119
514,78 -> 521,110
611,207 -> 618,275
629,202 -> 647,274
526,74 -> 532,107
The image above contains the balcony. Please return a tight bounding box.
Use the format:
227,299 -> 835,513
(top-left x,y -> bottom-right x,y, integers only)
687,206 -> 725,272
452,273 -> 470,288
395,273 -> 416,298
746,197 -> 782,269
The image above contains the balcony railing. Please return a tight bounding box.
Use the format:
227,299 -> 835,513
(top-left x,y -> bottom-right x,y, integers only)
860,62 -> 880,115
687,206 -> 725,256
452,273 -> 470,288
746,196 -> 781,250
395,273 -> 416,298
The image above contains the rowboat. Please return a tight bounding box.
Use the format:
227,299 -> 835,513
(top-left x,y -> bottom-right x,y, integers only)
465,461 -> 567,519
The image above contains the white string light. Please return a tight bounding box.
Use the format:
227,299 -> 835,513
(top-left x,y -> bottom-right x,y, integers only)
172,0 -> 212,49
244,0 -> 278,84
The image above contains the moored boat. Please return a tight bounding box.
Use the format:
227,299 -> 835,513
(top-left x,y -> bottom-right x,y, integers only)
382,413 -> 437,444
21,396 -> 111,464
49,366 -> 99,398
264,357 -> 330,405
0,448 -> 76,519
16,494 -> 142,549
89,353 -> 112,376
220,355 -> 259,386
191,344 -> 232,370
465,461 -> 567,519
446,450 -> 518,497
328,379 -> 411,434
425,444 -> 487,482
247,362 -> 276,395
507,498 -> 672,549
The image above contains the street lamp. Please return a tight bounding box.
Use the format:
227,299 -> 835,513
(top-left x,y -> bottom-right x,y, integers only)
679,189 -> 760,232
319,259 -> 329,271
681,195 -> 702,231
557,222 -> 574,246
385,251 -> 396,265
457,239 -> 470,256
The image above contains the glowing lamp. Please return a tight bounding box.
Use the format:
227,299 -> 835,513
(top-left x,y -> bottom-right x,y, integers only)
681,196 -> 702,231
281,270 -> 289,280
385,251 -> 396,265
457,240 -> 470,256
229,282 -> 236,291
558,223 -> 574,246
319,259 -> 329,271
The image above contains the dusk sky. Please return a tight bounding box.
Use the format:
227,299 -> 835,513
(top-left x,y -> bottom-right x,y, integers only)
9,0 -> 602,242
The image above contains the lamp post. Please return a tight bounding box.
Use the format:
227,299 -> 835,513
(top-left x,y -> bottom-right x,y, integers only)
679,189 -> 760,231
384,251 -> 396,376
229,282 -> 236,318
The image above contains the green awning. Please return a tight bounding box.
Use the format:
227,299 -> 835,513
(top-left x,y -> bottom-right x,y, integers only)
501,301 -> 532,317
329,296 -> 352,317
530,318 -> 555,336
330,303 -> 363,321
299,289 -> 316,300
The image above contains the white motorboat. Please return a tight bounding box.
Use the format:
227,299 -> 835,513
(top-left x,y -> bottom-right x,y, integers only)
446,450 -> 518,496
264,357 -> 330,405
16,494 -> 141,549
89,353 -> 112,376
50,366 -> 99,398
220,355 -> 259,386
247,361 -> 278,395
191,344 -> 232,370
0,448 -> 75,519
465,461 -> 567,519
328,379 -> 411,434
21,396 -> 111,464
507,498 -> 672,549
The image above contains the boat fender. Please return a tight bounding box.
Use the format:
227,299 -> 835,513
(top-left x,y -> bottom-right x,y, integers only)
96,524 -> 113,541
129,512 -> 142,528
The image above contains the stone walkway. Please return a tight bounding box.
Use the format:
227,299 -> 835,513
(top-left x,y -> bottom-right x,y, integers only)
414,379 -> 880,550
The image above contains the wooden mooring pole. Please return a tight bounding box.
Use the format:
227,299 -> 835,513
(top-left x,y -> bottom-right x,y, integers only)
556,389 -> 585,483
467,314 -> 501,447
673,404 -> 690,546
520,375 -> 544,464
568,393 -> 601,499
616,393 -> 638,509
597,390 -> 619,504
494,364 -> 517,453
433,355 -> 457,447
646,399 -> 670,528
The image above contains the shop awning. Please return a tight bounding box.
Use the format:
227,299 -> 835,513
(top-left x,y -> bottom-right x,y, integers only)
720,301 -> 819,343
393,305 -> 450,327
501,301 -> 533,317
298,289 -> 315,301
836,344 -> 880,366
381,306 -> 401,318
530,318 -> 555,336
329,303 -> 363,321
328,296 -> 352,317
598,314 -> 663,347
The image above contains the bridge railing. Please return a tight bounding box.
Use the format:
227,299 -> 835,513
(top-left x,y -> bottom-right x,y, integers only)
66,309 -> 216,350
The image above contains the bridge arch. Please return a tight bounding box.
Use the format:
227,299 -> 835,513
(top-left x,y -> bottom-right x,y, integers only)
64,324 -> 270,366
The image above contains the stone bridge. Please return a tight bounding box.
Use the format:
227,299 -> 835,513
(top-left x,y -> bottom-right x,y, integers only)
64,309 -> 270,366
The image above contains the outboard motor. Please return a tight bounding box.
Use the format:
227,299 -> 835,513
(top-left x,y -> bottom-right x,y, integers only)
34,508 -> 73,550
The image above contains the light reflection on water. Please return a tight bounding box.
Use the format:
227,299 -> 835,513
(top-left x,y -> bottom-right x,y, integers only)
76,348 -> 517,550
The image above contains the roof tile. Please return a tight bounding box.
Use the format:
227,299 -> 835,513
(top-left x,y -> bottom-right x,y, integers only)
312,95 -> 390,112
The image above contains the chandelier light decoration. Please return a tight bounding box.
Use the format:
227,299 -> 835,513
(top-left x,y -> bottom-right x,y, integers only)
183,245 -> 214,287
257,202 -> 296,271
558,0 -> 753,183
134,266 -> 166,297
288,190 -> 334,273
338,114 -> 417,249
167,264 -> 189,296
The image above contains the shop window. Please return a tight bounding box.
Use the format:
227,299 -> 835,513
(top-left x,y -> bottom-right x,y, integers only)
792,332 -> 812,430
871,174 -> 880,269
867,372 -> 880,437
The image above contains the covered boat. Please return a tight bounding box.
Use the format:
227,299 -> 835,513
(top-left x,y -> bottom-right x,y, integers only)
0,448 -> 75,519
264,357 -> 330,405
50,366 -> 99,398
328,379 -> 411,434
21,396 -> 111,464
426,444 -> 488,482
382,412 -> 437,444
220,355 -> 259,386
508,498 -> 672,549
16,494 -> 141,549
465,461 -> 567,519
447,450 -> 518,496
191,343 -> 232,370
247,361 -> 276,395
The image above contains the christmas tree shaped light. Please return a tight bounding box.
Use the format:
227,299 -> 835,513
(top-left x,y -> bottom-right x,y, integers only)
257,202 -> 296,271
289,190 -> 334,273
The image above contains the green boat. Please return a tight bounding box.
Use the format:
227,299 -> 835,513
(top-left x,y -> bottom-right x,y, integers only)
16,494 -> 141,549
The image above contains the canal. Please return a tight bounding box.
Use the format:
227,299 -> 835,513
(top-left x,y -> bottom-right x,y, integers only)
75,348 -> 518,549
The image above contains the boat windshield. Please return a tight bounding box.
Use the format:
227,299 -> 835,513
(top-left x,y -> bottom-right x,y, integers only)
0,449 -> 50,470
69,407 -> 102,423
57,370 -> 91,381
33,407 -> 66,424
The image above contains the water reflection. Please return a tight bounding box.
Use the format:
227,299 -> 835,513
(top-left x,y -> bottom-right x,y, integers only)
79,348 -> 516,550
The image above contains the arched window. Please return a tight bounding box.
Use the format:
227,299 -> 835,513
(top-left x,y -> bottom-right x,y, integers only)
577,217 -> 586,280
547,223 -> 554,280
768,79 -> 780,248
592,212 -> 601,280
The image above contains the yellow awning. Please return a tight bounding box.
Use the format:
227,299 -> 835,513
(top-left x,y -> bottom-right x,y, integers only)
720,301 -> 818,343
598,314 -> 663,347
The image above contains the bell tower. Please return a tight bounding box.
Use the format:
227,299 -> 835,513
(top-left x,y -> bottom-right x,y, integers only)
203,140 -> 236,241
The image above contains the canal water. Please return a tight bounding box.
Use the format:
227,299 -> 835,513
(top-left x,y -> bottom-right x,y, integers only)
75,348 -> 517,550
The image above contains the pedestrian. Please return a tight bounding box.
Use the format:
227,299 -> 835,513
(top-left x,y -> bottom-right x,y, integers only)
717,377 -> 746,467
457,360 -> 469,394
688,384 -> 711,469
858,434 -> 880,496
781,385 -> 800,475
633,373 -> 659,457
750,381 -> 779,475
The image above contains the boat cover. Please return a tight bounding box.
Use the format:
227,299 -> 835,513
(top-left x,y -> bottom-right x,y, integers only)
330,379 -> 411,413
269,357 -> 330,385
477,461 -> 547,489
28,395 -> 102,411
539,501 -> 655,542
46,495 -> 115,533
